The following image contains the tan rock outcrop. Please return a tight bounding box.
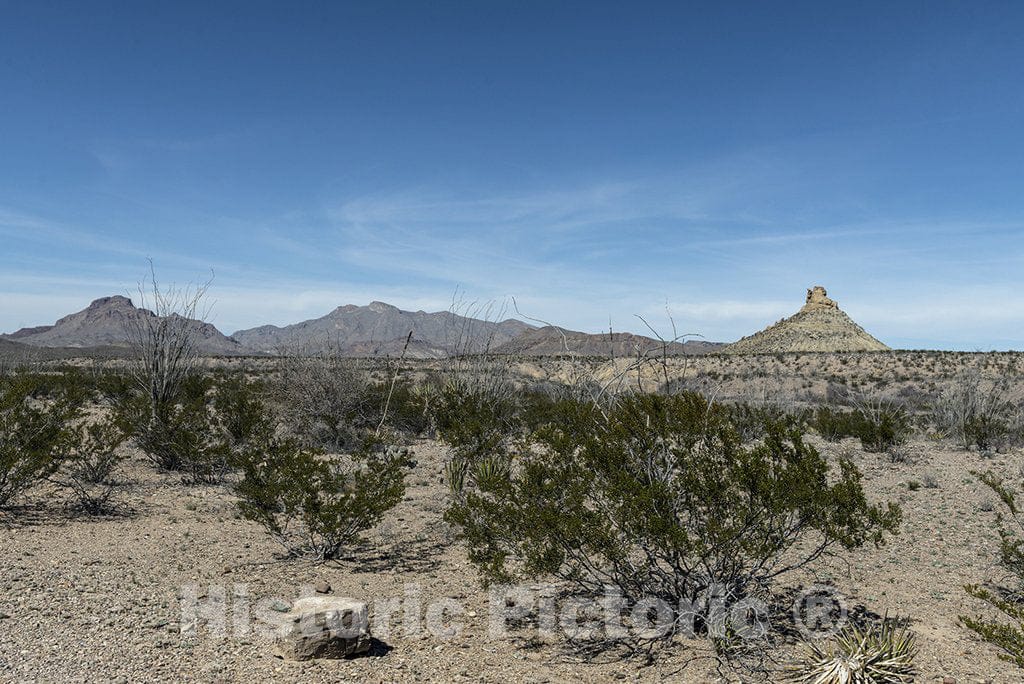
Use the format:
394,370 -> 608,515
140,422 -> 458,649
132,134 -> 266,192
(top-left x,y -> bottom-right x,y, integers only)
802,285 -> 838,311
724,286 -> 890,354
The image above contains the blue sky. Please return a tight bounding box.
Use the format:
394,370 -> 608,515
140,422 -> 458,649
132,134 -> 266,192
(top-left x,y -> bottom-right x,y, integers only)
2,2 -> 1023,349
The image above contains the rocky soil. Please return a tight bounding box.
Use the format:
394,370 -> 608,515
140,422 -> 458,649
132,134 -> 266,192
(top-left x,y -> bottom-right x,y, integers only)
1,427 -> 1023,682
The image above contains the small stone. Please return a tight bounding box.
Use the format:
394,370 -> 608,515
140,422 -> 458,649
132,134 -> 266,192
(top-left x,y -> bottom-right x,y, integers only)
314,580 -> 331,594
943,678 -> 956,684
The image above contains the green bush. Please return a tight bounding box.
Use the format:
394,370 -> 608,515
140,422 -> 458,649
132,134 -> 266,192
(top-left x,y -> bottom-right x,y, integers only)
722,402 -> 801,442
810,406 -> 862,442
433,382 -> 521,465
446,391 -> 900,645
374,378 -> 432,437
212,375 -> 273,448
116,374 -> 233,484
0,373 -> 82,507
850,397 -> 912,454
234,431 -> 408,561
962,471 -> 1024,667
52,417 -> 127,514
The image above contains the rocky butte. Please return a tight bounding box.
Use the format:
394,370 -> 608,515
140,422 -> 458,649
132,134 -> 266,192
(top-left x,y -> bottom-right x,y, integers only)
724,286 -> 890,354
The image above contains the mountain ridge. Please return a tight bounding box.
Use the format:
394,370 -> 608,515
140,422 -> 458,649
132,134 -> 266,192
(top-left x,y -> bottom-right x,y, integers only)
3,296 -> 729,358
2,295 -> 246,355
230,301 -> 535,356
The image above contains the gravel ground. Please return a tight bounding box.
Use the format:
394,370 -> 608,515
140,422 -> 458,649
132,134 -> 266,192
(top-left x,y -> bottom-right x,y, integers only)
1,436 -> 1020,682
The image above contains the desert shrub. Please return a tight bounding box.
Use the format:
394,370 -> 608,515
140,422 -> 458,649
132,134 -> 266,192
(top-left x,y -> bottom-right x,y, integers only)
375,378 -> 432,437
789,619 -> 916,683
724,402 -> 802,442
0,373 -> 82,507
433,381 -> 521,466
212,375 -> 273,448
962,471 -> 1024,666
52,417 -> 127,514
119,268 -> 227,481
520,388 -> 594,434
849,395 -> 912,454
809,406 -> 861,442
234,431 -> 408,561
935,370 -> 1017,451
446,391 -> 900,647
274,351 -> 381,450
116,374 -> 232,483
91,369 -> 135,404
10,367 -> 94,404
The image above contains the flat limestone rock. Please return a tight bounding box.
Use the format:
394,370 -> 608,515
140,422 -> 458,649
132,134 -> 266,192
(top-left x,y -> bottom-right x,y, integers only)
273,597 -> 371,661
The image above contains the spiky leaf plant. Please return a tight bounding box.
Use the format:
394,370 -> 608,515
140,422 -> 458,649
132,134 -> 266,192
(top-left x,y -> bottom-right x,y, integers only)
790,620 -> 916,684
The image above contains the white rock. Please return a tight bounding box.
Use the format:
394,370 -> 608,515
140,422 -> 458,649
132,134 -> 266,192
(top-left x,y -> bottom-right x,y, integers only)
273,597 -> 371,661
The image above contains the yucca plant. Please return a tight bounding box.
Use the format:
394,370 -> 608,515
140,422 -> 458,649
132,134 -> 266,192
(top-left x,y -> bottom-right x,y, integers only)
790,620 -> 916,683
473,455 -> 510,489
445,458 -> 469,494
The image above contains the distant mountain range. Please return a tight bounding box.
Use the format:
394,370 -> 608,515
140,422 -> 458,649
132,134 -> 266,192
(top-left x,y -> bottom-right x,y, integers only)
231,300 -> 534,358
1,296 -> 724,358
3,296 -> 245,355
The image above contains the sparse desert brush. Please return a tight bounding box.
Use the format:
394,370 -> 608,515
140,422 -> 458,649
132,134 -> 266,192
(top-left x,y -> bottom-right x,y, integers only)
52,417 -> 127,514
446,390 -> 900,649
234,431 -> 408,561
934,370 -> 1017,452
120,266 -> 231,482
722,401 -> 800,442
223,374 -> 410,560
273,348 -> 378,450
789,619 -> 916,683
810,406 -> 861,442
849,394 -> 912,454
115,374 -> 233,484
0,371 -> 82,507
962,471 -> 1024,667
433,381 -> 520,465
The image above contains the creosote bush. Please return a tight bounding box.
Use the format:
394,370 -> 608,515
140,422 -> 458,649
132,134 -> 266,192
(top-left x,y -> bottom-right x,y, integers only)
120,267 -> 225,482
962,471 -> 1024,667
0,372 -> 82,507
116,375 -> 232,484
810,406 -> 862,442
850,395 -> 912,454
274,351 -> 430,450
234,430 -> 408,561
445,389 -> 901,647
722,402 -> 800,442
53,417 -> 127,514
227,379 -> 409,560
